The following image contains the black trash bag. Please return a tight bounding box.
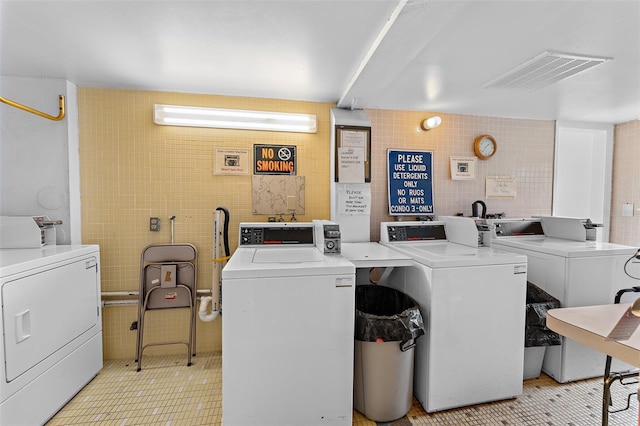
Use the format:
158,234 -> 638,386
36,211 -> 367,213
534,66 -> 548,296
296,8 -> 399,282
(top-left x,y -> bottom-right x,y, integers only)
355,285 -> 425,350
525,282 -> 562,347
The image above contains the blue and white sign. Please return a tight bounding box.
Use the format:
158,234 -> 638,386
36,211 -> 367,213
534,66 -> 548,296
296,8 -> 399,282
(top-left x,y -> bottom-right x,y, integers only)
387,149 -> 434,215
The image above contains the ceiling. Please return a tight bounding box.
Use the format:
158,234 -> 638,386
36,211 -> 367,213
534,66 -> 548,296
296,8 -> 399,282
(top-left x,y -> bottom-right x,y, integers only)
1,0 -> 639,124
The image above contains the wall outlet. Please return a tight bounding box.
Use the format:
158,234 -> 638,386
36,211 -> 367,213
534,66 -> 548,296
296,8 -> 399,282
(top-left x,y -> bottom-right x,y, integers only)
150,217 -> 160,231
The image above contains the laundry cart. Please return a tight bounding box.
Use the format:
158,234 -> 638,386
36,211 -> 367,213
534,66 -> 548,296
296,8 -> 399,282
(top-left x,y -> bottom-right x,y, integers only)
135,243 -> 197,371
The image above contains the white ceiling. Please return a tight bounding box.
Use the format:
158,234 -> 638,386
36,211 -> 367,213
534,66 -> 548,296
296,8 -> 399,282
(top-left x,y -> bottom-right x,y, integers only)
1,0 -> 639,124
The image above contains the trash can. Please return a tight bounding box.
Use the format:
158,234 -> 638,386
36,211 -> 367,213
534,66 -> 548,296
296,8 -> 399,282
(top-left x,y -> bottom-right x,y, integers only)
353,285 -> 425,422
524,282 -> 562,379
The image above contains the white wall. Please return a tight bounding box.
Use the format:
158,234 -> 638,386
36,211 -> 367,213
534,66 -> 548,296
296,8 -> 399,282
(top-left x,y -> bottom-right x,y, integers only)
0,76 -> 80,244
553,121 -> 613,242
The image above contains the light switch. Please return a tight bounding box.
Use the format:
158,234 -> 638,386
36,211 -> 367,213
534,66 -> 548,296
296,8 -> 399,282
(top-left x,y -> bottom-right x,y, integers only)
622,203 -> 634,217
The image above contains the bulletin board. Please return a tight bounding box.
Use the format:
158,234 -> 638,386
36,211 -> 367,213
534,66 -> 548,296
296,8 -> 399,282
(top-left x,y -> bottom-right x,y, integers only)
334,125 -> 371,183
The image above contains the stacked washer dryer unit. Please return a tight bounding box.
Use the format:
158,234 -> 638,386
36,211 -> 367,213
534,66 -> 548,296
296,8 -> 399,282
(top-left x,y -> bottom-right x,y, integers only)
222,221 -> 355,426
487,216 -> 640,383
378,216 -> 528,413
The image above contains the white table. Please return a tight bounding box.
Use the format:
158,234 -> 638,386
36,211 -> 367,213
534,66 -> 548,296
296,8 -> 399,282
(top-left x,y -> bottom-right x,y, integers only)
547,303 -> 640,368
547,303 -> 640,426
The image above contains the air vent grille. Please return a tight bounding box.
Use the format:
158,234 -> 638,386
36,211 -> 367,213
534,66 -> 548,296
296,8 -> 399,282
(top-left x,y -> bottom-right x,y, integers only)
484,51 -> 611,91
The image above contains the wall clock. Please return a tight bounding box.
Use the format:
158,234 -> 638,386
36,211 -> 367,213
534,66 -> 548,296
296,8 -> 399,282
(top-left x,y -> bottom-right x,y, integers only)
474,135 -> 497,160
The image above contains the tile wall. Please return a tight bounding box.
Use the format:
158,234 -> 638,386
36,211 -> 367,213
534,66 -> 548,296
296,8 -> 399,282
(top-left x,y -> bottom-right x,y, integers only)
78,88 -> 334,359
366,109 -> 555,241
79,88 -> 557,359
611,119 -> 640,246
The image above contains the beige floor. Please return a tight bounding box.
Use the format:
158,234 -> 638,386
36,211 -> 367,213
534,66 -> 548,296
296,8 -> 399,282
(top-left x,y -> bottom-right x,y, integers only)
46,352 -> 636,425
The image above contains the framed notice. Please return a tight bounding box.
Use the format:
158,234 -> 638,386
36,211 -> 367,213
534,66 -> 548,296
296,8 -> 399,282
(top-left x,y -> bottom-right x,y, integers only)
214,148 -> 250,175
450,156 -> 476,180
387,149 -> 434,215
334,126 -> 371,183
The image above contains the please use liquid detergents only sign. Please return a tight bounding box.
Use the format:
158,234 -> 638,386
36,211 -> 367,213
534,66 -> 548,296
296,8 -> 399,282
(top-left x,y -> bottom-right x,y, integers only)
387,149 -> 434,215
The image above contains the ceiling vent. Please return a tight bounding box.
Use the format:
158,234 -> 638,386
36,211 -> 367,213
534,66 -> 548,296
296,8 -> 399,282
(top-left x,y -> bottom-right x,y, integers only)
484,51 -> 611,91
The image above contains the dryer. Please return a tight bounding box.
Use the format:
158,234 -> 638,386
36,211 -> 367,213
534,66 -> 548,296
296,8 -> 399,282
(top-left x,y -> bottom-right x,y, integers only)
378,218 -> 527,413
488,216 -> 640,383
1,245 -> 102,426
222,222 -> 355,425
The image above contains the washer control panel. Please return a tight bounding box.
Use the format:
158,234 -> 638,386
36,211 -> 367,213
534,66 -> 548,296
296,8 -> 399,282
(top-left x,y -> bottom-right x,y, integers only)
239,223 -> 315,247
380,222 -> 447,243
315,222 -> 341,254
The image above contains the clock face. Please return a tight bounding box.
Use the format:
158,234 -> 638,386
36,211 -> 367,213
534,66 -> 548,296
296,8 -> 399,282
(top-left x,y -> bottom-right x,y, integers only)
474,135 -> 496,159
479,137 -> 495,156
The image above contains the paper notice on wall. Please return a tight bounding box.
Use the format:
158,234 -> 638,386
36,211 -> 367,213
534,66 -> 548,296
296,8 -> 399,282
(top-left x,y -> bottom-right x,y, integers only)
338,146 -> 365,183
338,185 -> 371,215
450,156 -> 476,180
486,176 -> 517,198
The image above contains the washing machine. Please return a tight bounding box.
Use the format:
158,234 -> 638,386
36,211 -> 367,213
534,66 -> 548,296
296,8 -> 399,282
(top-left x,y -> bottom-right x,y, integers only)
222,222 -> 355,426
378,217 -> 527,413
488,216 -> 640,383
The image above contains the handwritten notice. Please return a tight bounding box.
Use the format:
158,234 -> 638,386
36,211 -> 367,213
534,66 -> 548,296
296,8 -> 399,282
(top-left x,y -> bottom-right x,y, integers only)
338,186 -> 371,215
486,176 -> 517,198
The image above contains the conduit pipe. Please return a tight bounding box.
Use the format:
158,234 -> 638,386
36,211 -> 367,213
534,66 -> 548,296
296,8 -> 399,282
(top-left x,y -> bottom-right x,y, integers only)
103,293 -> 212,308
0,94 -> 65,121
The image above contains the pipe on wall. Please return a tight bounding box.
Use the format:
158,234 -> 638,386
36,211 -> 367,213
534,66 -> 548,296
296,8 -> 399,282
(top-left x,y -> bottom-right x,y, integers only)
101,290 -> 212,307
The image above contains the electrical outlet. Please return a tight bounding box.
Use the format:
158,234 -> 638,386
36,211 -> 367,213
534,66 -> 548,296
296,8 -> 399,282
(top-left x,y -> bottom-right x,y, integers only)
150,217 -> 160,231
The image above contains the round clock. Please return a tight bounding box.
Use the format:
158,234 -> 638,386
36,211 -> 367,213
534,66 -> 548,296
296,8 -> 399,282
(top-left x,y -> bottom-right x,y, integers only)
474,135 -> 497,160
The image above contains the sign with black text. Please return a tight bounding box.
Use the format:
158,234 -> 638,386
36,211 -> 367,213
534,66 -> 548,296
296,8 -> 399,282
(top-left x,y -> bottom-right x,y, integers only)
254,144 -> 296,175
387,149 -> 434,215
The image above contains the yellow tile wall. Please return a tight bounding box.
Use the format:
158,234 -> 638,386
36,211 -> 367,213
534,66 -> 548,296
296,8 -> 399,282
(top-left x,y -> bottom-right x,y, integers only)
78,88 -> 335,359
79,88 -> 557,360
611,119 -> 640,245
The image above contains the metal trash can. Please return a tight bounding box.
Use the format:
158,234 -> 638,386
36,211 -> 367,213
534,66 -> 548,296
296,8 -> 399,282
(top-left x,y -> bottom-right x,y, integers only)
353,285 -> 425,422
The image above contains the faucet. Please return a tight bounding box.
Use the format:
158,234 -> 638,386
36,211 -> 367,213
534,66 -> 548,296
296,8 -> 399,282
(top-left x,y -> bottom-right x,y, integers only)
471,200 -> 487,219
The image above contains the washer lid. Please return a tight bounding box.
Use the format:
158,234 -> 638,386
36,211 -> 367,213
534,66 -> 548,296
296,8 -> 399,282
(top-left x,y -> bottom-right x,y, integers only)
382,241 -> 526,268
222,247 -> 354,279
492,237 -> 638,258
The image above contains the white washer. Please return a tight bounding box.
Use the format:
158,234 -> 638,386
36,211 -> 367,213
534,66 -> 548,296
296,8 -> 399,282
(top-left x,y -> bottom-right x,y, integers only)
488,216 -> 640,383
378,218 -> 527,413
222,222 -> 355,426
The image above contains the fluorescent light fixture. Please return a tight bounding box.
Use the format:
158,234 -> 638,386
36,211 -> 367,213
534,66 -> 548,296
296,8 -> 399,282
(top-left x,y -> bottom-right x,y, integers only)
153,104 -> 317,133
421,116 -> 442,131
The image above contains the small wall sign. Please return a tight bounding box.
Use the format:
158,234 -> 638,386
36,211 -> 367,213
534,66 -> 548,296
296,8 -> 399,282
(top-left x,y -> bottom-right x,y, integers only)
254,144 -> 296,175
214,148 -> 250,175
